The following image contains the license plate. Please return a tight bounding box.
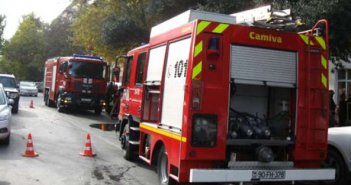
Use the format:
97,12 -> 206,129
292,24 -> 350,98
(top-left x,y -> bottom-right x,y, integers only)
81,98 -> 91,102
252,170 -> 286,180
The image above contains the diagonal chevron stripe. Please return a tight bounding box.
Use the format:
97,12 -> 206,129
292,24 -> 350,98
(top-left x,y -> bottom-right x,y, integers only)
321,55 -> 327,69
299,35 -> 314,46
197,21 -> 211,35
315,36 -> 326,50
321,73 -> 327,88
212,24 -> 229,33
192,61 -> 202,79
194,41 -> 203,58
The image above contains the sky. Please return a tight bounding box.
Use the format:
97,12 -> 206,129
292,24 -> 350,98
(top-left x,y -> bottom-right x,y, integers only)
0,0 -> 71,40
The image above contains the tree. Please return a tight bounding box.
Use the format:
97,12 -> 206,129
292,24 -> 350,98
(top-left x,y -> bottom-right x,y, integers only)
2,14 -> 46,81
71,0 -> 118,61
0,15 -> 5,53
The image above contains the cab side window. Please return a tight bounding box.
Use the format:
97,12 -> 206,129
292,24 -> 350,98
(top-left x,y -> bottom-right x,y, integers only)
135,53 -> 146,85
123,56 -> 133,86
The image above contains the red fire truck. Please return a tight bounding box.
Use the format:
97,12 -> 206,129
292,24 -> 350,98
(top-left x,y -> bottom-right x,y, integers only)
115,7 -> 335,185
44,54 -> 107,114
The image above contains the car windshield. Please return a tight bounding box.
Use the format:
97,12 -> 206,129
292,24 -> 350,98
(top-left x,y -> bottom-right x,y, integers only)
20,82 -> 36,87
0,76 -> 17,88
0,88 -> 5,105
69,61 -> 104,79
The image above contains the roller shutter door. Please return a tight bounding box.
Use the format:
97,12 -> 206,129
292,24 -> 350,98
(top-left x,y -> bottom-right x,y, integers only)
231,45 -> 297,87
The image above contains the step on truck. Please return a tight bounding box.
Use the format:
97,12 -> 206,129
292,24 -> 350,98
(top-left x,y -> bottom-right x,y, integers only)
115,7 -> 335,185
44,54 -> 107,114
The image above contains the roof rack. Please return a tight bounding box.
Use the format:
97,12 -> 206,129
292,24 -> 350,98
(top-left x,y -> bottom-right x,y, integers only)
73,54 -> 102,60
231,5 -> 304,30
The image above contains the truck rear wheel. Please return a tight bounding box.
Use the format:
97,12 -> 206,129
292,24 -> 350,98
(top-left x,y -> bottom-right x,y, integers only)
157,146 -> 177,185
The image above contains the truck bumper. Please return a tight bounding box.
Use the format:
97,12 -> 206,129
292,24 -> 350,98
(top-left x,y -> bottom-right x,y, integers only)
189,168 -> 335,183
61,92 -> 104,109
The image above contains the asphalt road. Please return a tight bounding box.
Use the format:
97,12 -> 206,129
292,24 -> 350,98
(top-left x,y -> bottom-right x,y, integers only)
0,94 -> 158,185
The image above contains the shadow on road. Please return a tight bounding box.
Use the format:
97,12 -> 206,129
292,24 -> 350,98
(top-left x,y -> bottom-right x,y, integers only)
0,181 -> 11,185
14,109 -> 38,118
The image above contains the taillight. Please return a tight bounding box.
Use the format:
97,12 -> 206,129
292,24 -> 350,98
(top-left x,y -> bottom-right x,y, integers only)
191,80 -> 203,110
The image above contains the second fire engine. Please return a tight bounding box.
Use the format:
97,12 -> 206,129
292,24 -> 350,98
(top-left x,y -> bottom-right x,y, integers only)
44,54 -> 107,114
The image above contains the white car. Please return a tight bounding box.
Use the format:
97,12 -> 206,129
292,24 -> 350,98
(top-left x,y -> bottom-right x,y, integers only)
20,81 -> 38,96
325,126 -> 351,185
0,83 -> 13,145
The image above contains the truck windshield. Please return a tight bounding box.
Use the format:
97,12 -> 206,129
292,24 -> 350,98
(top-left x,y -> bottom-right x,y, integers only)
0,76 -> 17,88
69,61 -> 104,79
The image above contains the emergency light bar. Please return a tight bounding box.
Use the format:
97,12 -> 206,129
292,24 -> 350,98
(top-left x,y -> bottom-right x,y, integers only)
73,54 -> 102,60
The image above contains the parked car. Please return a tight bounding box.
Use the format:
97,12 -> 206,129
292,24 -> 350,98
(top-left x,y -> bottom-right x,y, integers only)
0,83 -> 13,145
324,126 -> 351,185
20,81 -> 38,97
0,74 -> 20,113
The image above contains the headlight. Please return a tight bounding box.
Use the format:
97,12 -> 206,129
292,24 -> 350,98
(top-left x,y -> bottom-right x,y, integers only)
9,92 -> 19,99
191,114 -> 217,147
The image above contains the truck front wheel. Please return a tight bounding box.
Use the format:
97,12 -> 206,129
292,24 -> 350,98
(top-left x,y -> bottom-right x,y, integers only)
94,106 -> 102,115
56,94 -> 64,112
121,122 -> 136,160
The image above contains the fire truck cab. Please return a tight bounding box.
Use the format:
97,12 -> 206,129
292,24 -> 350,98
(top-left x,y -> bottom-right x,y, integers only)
117,8 -> 335,185
44,54 -> 107,114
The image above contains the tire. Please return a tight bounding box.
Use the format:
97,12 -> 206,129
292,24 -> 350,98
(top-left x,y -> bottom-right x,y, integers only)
12,103 -> 18,114
1,135 -> 10,146
157,146 -> 177,185
94,106 -> 102,115
45,90 -> 54,107
56,94 -> 64,113
120,123 -> 134,160
322,149 -> 347,185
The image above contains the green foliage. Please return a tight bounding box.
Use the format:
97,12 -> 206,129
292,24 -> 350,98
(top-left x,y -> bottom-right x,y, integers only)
44,17 -> 79,58
2,14 -> 46,81
0,15 -> 5,53
101,13 -> 148,49
197,0 -> 255,13
71,0 -> 117,61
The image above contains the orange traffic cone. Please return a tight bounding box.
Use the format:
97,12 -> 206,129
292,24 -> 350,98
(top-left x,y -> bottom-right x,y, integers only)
29,100 -> 34,108
80,133 -> 96,157
22,133 -> 39,157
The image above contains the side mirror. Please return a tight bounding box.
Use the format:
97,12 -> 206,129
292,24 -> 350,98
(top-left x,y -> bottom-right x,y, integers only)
8,98 -> 14,106
113,67 -> 121,82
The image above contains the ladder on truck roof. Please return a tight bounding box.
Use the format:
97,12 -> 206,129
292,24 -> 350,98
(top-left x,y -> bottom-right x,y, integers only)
150,5 -> 303,38
231,5 -> 303,29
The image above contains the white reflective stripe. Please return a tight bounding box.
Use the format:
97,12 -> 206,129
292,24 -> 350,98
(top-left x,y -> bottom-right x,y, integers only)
83,78 -> 87,83
85,147 -> 91,150
87,90 -> 91,94
27,147 -> 33,151
82,90 -> 86,93
189,168 -> 335,182
88,79 -> 92,84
